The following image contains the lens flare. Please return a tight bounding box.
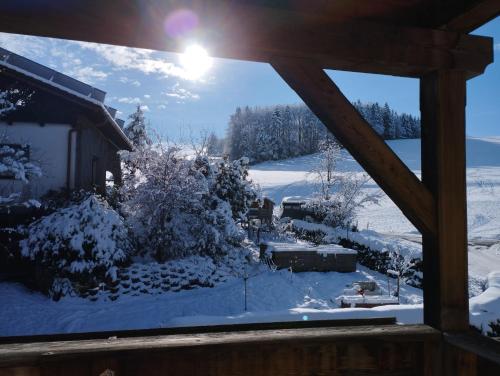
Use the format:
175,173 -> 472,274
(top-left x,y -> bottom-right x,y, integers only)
164,9 -> 199,38
180,44 -> 213,80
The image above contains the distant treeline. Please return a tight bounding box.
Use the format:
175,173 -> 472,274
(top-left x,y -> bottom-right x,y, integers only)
208,101 -> 420,163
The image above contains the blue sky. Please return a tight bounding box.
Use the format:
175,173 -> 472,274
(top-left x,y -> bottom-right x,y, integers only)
0,17 -> 498,139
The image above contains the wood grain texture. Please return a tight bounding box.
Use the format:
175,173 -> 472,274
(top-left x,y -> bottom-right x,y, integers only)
0,1 -> 493,78
272,60 -> 436,237
437,0 -> 500,32
420,71 -> 469,331
0,324 -> 440,375
0,318 -> 397,345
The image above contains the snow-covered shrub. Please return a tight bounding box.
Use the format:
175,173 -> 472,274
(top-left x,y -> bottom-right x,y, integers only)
121,145 -> 245,262
0,226 -> 29,276
306,139 -> 380,229
20,194 -> 133,299
39,188 -> 89,213
0,86 -> 39,206
0,134 -> 42,205
487,319 -> 500,337
304,178 -> 378,229
0,87 -> 33,119
0,142 -> 41,183
213,156 -> 257,221
0,133 -> 43,211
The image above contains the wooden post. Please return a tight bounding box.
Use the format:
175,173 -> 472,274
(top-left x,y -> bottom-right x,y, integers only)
420,70 -> 469,332
272,60 -> 436,236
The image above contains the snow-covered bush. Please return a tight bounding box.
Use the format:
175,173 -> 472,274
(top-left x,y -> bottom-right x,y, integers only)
121,144 -> 246,262
0,87 -> 33,119
0,142 -> 41,182
305,173 -> 379,228
213,156 -> 257,221
306,139 -> 380,228
0,90 -> 15,117
20,194 -> 133,299
0,134 -> 43,207
0,87 -> 40,206
487,319 -> 500,337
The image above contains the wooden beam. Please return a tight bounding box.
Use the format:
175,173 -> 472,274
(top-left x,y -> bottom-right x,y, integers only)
0,324 -> 439,369
0,1 -> 493,78
272,59 -> 436,236
0,318 -> 397,345
444,331 -> 500,369
438,0 -> 500,33
420,70 -> 469,331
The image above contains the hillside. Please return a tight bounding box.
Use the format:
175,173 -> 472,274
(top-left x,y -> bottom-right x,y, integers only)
249,137 -> 500,240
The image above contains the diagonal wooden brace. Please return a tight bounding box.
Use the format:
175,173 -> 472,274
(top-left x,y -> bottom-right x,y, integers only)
272,59 -> 436,237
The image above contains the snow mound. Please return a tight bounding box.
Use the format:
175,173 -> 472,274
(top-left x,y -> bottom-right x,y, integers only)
470,271 -> 500,334
20,195 -> 132,298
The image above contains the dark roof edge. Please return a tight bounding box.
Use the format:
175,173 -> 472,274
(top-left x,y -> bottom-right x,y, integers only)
0,51 -> 132,151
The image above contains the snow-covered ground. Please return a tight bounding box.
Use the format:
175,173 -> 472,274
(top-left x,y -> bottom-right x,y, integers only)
250,137 -> 500,281
0,263 -> 423,336
1,137 -> 499,336
470,271 -> 500,334
250,137 -> 500,240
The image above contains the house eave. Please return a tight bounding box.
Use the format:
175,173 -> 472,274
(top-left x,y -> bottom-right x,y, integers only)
0,59 -> 133,151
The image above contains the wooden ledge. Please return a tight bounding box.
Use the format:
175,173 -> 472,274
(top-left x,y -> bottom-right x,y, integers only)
444,331 -> 500,366
0,317 -> 397,345
0,324 -> 439,368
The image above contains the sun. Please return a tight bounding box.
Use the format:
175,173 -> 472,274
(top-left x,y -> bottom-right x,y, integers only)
180,44 -> 213,81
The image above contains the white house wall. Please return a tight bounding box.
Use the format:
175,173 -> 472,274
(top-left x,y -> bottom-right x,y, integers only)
0,122 -> 71,198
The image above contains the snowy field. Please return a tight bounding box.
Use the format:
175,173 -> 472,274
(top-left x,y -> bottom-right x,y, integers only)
250,137 -> 500,240
0,263 -> 423,336
1,138 -> 499,336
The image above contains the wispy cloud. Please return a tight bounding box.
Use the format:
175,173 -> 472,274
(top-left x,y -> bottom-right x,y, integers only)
76,42 -> 191,80
117,97 -> 142,104
70,66 -> 108,83
158,104 -> 167,110
0,33 -> 48,58
0,33 -> 108,84
119,76 -> 141,87
140,105 -> 150,112
163,83 -> 200,102
53,47 -> 108,84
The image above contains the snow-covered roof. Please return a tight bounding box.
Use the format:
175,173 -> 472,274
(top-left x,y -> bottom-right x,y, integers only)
316,245 -> 357,255
0,47 -> 132,150
336,295 -> 399,305
265,241 -> 357,255
282,196 -> 308,204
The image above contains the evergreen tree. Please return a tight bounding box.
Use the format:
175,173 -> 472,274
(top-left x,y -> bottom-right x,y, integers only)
206,132 -> 224,156
213,156 -> 257,221
270,108 -> 283,159
224,101 -> 420,163
124,105 -> 150,148
382,103 -> 394,140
